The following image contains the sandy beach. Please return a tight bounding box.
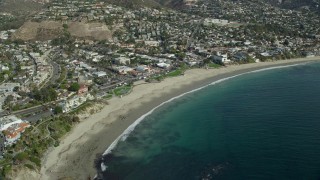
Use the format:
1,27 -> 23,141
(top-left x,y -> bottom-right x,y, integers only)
28,57 -> 319,180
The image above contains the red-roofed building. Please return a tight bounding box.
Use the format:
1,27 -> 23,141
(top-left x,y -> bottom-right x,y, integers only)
3,122 -> 30,146
78,84 -> 88,95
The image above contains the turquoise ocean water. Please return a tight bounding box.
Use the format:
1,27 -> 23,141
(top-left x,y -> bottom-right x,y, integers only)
97,62 -> 320,180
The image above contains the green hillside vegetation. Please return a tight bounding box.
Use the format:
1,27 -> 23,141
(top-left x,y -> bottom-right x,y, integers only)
0,115 -> 80,178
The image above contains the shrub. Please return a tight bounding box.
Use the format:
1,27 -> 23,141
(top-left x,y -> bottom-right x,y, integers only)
29,156 -> 41,167
24,164 -> 34,170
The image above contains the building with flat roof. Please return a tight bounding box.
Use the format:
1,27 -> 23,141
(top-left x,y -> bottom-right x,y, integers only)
0,83 -> 20,93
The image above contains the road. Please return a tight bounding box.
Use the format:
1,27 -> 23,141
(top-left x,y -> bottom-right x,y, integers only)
12,103 -> 54,123
40,57 -> 61,89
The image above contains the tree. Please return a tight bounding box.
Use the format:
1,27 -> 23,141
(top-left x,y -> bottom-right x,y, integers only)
63,24 -> 68,29
175,52 -> 186,60
68,82 -> 80,92
72,116 -> 80,123
54,106 -> 63,114
32,88 -> 57,102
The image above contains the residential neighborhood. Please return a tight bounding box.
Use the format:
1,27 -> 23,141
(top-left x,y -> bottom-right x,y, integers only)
0,0 -> 319,178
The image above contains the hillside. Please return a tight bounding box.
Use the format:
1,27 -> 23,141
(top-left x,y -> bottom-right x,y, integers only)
266,0 -> 320,11
104,0 -> 186,9
12,21 -> 114,41
104,0 -> 161,8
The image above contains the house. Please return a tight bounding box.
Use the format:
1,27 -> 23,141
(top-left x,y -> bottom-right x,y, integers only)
60,94 -> 94,113
157,62 -> 170,68
113,66 -> 134,75
135,65 -> 150,72
233,52 -> 248,61
213,52 -> 230,63
0,115 -> 24,131
93,71 -> 107,77
260,52 -> 271,57
77,75 -> 93,85
114,56 -> 130,65
203,18 -> 228,26
0,65 -> 9,72
2,121 -> 30,146
78,84 -> 88,95
0,83 -> 20,94
144,40 -> 160,47
80,62 -> 92,71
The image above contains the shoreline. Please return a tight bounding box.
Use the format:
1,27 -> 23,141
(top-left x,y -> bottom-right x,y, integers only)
101,61 -> 306,157
34,57 -> 320,180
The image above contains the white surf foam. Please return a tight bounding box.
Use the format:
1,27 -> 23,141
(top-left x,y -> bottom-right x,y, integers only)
102,62 -> 307,156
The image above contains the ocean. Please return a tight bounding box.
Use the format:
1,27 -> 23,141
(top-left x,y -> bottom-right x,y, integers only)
97,61 -> 320,180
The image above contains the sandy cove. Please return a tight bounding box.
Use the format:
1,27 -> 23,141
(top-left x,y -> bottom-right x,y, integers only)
16,57 -> 317,180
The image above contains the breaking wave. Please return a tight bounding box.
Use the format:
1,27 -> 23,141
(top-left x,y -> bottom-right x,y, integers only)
102,62 -> 305,158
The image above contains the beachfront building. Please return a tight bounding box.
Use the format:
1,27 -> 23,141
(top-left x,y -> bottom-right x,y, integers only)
60,93 -> 94,113
213,53 -> 231,63
0,115 -> 30,146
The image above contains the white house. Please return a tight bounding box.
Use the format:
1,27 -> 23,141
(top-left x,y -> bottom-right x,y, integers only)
213,52 -> 230,63
144,40 -> 160,47
157,62 -> 170,68
0,115 -> 23,131
93,71 -> 107,77
60,94 -> 94,113
115,56 -> 130,65
204,18 -> 228,26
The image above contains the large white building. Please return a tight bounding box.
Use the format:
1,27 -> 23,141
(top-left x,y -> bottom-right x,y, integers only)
204,18 -> 229,26
60,93 -> 94,113
0,115 -> 23,131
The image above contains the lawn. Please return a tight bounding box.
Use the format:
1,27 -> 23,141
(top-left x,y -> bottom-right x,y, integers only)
208,63 -> 222,68
114,85 -> 132,96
